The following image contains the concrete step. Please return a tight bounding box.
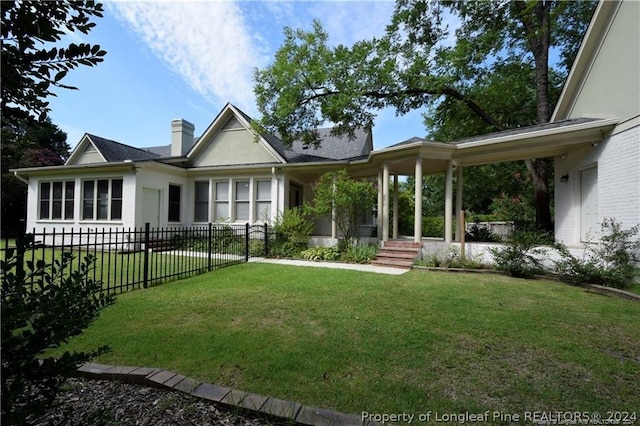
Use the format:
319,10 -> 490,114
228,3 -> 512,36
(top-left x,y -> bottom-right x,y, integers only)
376,250 -> 418,260
383,240 -> 422,249
371,258 -> 414,269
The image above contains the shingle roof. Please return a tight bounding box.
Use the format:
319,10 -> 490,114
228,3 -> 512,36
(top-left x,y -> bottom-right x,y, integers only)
83,104 -> 373,166
287,127 -> 372,160
87,134 -> 161,162
144,145 -> 172,157
451,117 -> 601,145
232,104 -> 373,163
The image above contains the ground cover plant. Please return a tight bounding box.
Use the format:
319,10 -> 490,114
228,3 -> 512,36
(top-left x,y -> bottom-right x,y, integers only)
2,238 -> 114,424
51,264 -> 639,419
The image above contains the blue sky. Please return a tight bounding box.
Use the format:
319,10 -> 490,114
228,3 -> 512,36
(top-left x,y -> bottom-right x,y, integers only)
46,1 -> 433,152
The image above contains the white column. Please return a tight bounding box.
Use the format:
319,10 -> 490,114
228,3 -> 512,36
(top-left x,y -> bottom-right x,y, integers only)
271,168 -> 279,223
414,157 -> 423,243
331,177 -> 338,239
455,165 -> 463,241
382,162 -> 390,241
445,160 -> 453,243
377,169 -> 383,241
393,174 -> 399,239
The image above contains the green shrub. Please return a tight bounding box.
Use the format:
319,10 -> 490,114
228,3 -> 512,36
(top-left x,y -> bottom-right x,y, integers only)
423,216 -> 445,238
249,239 -> 266,257
553,218 -> 640,289
301,246 -> 341,262
212,226 -> 242,253
271,207 -> 313,257
270,241 -> 304,258
341,244 -> 378,264
306,169 -> 376,249
490,230 -> 548,278
465,223 -> 501,242
418,247 -> 488,269
1,236 -> 114,424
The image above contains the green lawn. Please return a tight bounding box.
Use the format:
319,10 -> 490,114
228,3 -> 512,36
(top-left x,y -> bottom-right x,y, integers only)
52,264 -> 640,418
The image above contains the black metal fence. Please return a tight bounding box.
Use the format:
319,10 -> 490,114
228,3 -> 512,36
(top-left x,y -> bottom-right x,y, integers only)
1,223 -> 271,295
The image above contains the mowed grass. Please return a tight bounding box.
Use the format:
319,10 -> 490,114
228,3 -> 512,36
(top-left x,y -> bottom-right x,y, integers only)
52,264 -> 640,417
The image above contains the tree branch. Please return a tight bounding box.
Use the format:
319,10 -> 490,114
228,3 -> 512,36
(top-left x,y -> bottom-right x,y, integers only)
300,86 -> 504,132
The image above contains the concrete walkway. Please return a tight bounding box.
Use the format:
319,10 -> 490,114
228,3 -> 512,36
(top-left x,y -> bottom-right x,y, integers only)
250,258 -> 408,275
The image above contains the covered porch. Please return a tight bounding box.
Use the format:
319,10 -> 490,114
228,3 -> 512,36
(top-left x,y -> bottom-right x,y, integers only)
349,117 -> 618,247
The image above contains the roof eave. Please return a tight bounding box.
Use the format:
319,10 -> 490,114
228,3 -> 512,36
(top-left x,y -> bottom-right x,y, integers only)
551,1 -> 620,121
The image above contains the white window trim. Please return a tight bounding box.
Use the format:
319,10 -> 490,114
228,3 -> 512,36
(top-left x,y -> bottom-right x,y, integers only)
212,179 -> 231,223
254,179 -> 272,223
168,183 -> 182,223
211,177 -> 273,224
193,180 -> 210,223
80,178 -> 123,222
38,180 -> 75,221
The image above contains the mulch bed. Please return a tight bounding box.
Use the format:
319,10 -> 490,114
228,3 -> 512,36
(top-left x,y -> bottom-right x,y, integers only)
30,378 -> 274,426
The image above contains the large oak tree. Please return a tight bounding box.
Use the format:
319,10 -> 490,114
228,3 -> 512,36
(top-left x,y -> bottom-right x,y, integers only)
254,0 -> 597,232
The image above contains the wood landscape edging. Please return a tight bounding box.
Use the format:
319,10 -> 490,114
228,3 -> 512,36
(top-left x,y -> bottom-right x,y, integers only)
74,362 -> 384,426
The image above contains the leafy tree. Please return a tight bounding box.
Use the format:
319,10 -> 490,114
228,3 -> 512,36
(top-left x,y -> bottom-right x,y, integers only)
1,117 -> 69,234
1,0 -> 106,234
1,237 -> 114,424
1,0 -> 106,123
254,1 -> 597,232
307,169 -> 377,249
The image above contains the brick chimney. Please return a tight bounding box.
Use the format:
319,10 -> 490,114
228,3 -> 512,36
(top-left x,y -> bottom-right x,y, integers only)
171,119 -> 195,157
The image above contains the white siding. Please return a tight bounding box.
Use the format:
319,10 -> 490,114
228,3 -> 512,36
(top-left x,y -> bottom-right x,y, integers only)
191,128 -> 278,167
26,172 -> 137,233
568,1 -> 640,122
134,167 -> 189,229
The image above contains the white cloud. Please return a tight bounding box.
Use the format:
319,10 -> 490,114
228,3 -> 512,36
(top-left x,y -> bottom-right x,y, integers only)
108,0 -> 265,112
306,1 -> 395,46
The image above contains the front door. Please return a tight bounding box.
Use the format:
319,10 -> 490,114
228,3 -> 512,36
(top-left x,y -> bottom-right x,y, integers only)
580,167 -> 598,242
142,188 -> 161,228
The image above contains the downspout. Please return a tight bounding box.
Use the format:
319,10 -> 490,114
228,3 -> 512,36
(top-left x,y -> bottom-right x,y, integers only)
13,171 -> 29,184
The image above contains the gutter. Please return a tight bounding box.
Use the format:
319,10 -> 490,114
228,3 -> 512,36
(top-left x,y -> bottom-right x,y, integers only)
13,171 -> 28,184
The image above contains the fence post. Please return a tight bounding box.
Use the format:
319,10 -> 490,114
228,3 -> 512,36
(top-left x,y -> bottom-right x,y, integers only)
15,232 -> 25,279
208,223 -> 213,272
143,222 -> 150,289
245,223 -> 249,262
264,223 -> 268,257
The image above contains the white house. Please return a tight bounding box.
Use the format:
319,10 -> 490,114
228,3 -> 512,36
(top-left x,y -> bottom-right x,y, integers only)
12,0 -> 639,252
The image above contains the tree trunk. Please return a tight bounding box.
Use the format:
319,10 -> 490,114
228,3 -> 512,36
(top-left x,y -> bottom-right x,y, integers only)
525,158 -> 553,232
515,1 -> 554,232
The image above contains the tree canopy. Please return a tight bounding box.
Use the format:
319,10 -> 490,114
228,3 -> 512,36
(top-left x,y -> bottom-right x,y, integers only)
254,0 -> 597,232
1,0 -> 106,124
1,0 -> 106,234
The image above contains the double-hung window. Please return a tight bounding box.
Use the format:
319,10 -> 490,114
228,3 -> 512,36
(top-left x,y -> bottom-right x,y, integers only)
255,180 -> 271,222
82,178 -> 123,221
235,181 -> 250,221
39,181 -> 75,220
168,184 -> 181,222
194,181 -> 209,222
214,182 -> 229,220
